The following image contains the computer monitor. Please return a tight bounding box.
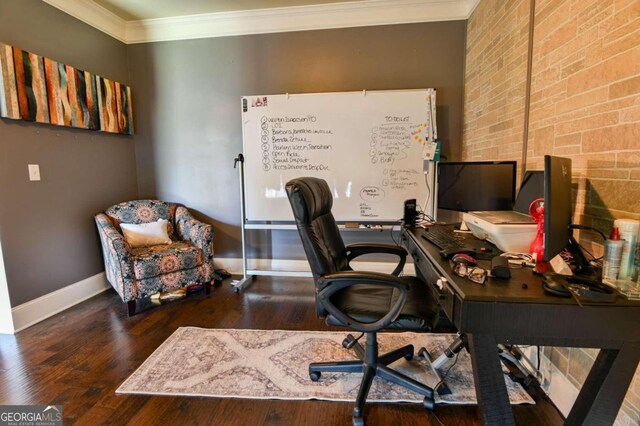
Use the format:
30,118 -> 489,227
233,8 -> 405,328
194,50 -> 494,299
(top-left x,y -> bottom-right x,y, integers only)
437,161 -> 516,212
543,156 -> 572,261
513,170 -> 544,214
543,155 -> 592,273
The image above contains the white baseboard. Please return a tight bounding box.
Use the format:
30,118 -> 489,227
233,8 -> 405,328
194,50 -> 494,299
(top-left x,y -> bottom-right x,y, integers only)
12,272 -> 110,333
519,346 -> 580,418
8,258 -> 413,333
215,257 -> 415,276
0,242 -> 15,334
542,353 -> 580,417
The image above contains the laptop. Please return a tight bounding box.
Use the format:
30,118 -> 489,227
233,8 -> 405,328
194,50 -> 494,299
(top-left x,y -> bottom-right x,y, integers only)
468,171 -> 543,225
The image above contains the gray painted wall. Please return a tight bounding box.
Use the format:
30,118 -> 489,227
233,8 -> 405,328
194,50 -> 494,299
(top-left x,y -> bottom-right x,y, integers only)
128,21 -> 466,258
0,0 -> 138,306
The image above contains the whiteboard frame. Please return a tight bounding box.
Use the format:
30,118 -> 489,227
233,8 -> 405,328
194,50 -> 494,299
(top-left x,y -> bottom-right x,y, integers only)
234,88 -> 438,291
241,88 -> 436,223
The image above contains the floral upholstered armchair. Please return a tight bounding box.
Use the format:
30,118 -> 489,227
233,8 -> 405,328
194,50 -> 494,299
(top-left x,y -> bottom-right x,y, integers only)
95,200 -> 215,315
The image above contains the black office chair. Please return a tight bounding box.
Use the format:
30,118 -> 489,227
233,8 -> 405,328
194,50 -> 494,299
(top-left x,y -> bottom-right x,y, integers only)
286,177 -> 439,426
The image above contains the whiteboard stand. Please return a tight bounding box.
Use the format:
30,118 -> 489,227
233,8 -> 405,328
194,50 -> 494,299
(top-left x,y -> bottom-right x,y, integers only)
231,153 -> 315,293
231,153 -> 254,293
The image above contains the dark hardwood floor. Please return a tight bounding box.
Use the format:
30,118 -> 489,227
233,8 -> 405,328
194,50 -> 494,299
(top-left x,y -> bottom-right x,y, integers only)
0,276 -> 564,425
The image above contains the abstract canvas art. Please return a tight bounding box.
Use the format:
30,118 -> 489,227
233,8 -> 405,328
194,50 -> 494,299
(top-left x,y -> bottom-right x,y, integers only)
44,59 -> 99,130
0,43 -> 19,119
0,42 -> 133,135
96,76 -> 133,134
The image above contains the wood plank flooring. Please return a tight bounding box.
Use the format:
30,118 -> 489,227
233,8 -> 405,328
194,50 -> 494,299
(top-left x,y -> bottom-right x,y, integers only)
0,276 -> 564,425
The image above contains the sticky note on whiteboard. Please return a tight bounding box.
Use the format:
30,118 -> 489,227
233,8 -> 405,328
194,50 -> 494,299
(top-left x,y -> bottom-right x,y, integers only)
423,141 -> 438,160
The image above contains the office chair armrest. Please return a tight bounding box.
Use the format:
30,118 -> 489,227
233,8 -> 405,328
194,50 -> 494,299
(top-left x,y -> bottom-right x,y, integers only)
317,271 -> 409,333
346,243 -> 407,276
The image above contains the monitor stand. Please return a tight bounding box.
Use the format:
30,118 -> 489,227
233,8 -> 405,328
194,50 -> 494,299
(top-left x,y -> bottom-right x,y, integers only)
567,231 -> 594,276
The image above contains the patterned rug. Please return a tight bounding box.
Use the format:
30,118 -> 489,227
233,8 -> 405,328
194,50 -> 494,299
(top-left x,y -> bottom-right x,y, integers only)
117,327 -> 534,405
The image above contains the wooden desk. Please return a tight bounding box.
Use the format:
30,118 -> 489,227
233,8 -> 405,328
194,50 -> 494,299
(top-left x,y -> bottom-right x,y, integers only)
402,227 -> 640,426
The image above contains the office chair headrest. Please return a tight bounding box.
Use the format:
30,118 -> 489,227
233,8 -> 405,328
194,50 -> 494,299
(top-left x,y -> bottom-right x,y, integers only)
285,177 -> 333,224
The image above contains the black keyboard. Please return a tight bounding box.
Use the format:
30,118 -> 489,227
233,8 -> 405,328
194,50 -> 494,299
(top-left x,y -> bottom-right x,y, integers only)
421,227 -> 465,250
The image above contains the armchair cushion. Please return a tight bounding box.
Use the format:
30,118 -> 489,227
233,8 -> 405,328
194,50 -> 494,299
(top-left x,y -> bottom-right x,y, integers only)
131,242 -> 203,280
121,219 -> 172,248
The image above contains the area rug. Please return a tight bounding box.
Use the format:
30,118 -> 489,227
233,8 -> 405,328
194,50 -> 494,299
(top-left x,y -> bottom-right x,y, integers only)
117,327 -> 534,405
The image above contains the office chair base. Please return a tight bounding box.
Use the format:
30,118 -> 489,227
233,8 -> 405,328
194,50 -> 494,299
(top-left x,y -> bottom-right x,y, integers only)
309,333 -> 434,425
418,347 -> 452,395
423,396 -> 435,410
418,334 -> 467,396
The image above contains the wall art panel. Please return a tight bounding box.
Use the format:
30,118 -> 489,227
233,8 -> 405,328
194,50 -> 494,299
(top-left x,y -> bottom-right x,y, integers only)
0,42 -> 132,134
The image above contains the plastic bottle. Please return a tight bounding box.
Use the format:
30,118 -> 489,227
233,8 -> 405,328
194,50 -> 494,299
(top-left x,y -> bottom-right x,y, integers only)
635,241 -> 640,283
602,227 -> 625,285
614,219 -> 639,280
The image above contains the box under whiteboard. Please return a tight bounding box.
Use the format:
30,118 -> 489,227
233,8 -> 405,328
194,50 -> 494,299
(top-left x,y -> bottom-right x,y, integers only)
241,89 -> 436,222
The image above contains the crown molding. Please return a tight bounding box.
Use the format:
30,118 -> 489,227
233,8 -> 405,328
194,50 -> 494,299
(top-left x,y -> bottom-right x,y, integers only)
43,0 -> 127,42
466,0 -> 481,17
125,0 -> 473,44
44,0 -> 481,44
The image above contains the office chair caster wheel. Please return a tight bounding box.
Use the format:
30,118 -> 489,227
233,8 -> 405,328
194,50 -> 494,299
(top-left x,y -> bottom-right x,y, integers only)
404,344 -> 415,361
353,415 -> 365,426
343,335 -> 355,348
423,396 -> 435,411
309,371 -> 321,382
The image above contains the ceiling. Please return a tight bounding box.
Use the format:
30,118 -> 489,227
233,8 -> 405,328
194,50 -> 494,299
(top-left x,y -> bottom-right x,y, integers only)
93,0 -> 364,21
43,0 -> 479,44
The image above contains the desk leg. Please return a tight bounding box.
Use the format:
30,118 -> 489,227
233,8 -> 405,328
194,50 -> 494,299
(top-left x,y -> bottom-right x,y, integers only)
565,342 -> 640,426
467,334 -> 515,426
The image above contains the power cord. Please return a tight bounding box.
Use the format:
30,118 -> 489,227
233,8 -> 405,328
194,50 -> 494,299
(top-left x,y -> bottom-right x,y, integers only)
423,171 -> 433,220
570,224 -> 607,261
430,411 -> 447,426
570,224 -> 607,242
415,206 -> 435,225
500,252 -> 536,268
390,219 -> 402,245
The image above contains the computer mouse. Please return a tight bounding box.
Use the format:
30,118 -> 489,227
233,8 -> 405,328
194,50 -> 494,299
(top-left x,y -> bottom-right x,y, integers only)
542,275 -> 571,297
439,248 -> 476,260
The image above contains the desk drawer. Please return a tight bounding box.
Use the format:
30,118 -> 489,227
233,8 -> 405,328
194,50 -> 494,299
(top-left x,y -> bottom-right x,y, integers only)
408,243 -> 457,322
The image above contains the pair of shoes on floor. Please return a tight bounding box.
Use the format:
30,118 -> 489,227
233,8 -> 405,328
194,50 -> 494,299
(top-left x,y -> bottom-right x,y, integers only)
213,269 -> 232,281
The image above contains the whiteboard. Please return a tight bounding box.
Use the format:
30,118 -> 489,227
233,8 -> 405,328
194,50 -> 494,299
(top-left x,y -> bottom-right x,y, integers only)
241,89 -> 437,222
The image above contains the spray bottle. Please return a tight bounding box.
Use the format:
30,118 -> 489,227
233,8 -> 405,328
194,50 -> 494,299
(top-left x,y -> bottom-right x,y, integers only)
602,227 -> 624,285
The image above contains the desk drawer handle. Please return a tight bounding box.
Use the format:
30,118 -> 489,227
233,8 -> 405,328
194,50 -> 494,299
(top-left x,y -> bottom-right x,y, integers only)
436,277 -> 446,291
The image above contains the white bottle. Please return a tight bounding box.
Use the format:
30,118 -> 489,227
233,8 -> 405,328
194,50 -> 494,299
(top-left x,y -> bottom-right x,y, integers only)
614,219 -> 639,280
602,227 -> 624,285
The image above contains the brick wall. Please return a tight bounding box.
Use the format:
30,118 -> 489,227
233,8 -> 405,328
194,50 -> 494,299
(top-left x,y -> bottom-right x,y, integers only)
527,0 -> 640,234
463,0 -> 530,164
463,0 -> 640,424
